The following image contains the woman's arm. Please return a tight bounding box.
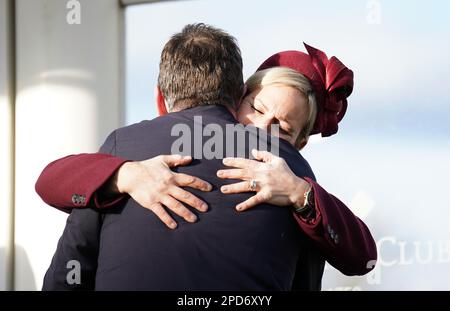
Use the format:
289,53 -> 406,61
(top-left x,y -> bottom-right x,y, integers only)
217,149 -> 377,276
294,177 -> 377,276
35,153 -> 128,213
35,152 -> 212,229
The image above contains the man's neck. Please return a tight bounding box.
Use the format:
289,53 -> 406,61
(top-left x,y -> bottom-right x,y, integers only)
224,105 -> 237,119
170,103 -> 237,119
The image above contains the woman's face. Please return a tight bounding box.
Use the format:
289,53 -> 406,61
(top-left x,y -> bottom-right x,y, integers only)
236,84 -> 310,149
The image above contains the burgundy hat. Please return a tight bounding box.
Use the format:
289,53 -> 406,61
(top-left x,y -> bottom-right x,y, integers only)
257,43 -> 354,137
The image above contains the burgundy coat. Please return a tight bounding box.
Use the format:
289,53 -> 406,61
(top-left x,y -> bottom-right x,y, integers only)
36,152 -> 377,276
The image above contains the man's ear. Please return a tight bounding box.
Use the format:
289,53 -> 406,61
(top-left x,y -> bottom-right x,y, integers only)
155,86 -> 168,116
295,136 -> 309,150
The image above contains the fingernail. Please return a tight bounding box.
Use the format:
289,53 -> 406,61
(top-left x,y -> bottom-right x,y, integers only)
169,222 -> 177,229
189,214 -> 198,222
223,158 -> 230,164
201,203 -> 208,211
236,205 -> 242,211
217,170 -> 224,177
221,186 -> 228,192
205,183 -> 212,191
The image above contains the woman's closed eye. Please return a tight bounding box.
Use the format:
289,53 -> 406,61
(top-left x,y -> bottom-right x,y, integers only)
248,101 -> 291,136
249,102 -> 263,114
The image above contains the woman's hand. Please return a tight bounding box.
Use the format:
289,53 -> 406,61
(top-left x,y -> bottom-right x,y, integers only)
111,155 -> 212,229
217,149 -> 311,211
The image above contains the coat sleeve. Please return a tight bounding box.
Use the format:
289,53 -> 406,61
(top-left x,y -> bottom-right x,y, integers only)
35,131 -> 129,213
42,131 -> 122,290
293,177 -> 378,276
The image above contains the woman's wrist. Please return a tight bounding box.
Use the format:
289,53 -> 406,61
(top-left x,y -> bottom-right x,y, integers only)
289,176 -> 311,209
96,162 -> 132,202
114,162 -> 136,194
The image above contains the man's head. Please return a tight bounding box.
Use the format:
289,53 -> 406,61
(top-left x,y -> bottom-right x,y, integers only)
157,23 -> 244,113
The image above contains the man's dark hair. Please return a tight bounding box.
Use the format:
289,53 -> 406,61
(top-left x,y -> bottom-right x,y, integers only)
158,23 -> 244,111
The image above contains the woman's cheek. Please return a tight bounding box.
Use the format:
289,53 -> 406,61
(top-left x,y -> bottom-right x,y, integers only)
237,110 -> 257,126
282,135 -> 295,145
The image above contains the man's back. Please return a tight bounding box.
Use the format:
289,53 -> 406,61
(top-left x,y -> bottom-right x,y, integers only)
95,105 -> 318,290
43,105 -> 323,290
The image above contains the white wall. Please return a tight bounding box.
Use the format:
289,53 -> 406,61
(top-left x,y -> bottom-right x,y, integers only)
0,0 -> 15,291
14,0 -> 123,290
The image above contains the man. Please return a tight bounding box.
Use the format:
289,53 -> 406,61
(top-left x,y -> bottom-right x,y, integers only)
41,24 -> 375,290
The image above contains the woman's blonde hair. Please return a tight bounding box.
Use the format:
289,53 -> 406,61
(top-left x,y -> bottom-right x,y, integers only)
245,67 -> 317,140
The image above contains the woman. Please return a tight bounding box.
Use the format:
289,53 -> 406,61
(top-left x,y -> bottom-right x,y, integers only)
218,66 -> 319,212
36,44 -> 376,276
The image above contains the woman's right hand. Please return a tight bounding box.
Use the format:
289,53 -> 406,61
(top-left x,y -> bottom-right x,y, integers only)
112,155 -> 212,229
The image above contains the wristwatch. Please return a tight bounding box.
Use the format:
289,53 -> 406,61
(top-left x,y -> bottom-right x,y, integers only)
294,185 -> 315,217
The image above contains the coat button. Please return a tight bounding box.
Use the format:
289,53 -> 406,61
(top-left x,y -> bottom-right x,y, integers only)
71,194 -> 79,204
330,231 -> 335,240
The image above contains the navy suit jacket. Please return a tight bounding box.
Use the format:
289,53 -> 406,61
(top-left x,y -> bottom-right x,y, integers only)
43,105 -> 325,290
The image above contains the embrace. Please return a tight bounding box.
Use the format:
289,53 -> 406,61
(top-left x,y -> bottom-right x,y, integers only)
36,23 -> 377,290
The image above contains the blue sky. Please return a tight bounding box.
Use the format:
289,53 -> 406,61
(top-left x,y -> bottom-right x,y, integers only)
124,1 -> 450,289
125,0 -> 450,144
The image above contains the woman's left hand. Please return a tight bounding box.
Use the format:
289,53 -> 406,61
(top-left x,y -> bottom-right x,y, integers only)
217,149 -> 311,211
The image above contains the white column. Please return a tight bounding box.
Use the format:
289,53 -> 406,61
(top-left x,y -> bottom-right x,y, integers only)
14,0 -> 123,290
0,0 -> 15,291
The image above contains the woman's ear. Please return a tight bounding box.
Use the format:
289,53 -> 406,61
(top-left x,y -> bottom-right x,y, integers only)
155,86 -> 168,116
